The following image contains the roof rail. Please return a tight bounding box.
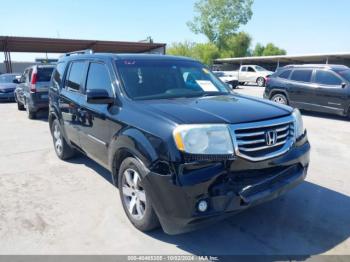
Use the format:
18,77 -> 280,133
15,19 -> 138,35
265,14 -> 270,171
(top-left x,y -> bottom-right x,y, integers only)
65,49 -> 94,57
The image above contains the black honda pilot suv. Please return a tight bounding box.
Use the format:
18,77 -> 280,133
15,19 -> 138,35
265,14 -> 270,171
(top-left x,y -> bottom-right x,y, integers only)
49,52 -> 310,235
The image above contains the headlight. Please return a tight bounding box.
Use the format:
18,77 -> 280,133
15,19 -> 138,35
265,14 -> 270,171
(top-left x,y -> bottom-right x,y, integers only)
292,109 -> 305,139
173,125 -> 234,155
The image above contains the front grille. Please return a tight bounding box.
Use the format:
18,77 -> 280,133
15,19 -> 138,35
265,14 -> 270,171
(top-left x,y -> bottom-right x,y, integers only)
230,115 -> 295,161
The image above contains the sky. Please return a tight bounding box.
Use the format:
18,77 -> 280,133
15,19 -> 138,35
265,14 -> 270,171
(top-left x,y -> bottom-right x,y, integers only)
1,0 -> 350,61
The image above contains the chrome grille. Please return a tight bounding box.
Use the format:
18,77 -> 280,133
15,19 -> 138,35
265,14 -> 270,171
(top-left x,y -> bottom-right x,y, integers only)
230,115 -> 295,161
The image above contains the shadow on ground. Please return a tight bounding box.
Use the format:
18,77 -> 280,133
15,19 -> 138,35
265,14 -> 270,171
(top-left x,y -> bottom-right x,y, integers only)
301,110 -> 349,122
68,155 -> 350,256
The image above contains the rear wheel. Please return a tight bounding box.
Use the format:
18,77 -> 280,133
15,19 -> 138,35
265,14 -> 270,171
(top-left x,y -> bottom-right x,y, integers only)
17,101 -> 25,111
257,77 -> 266,87
51,119 -> 76,160
271,93 -> 288,105
118,157 -> 160,232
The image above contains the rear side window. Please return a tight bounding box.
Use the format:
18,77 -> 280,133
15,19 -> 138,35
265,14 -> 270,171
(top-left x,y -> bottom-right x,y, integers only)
86,63 -> 113,96
37,67 -> 54,82
66,61 -> 86,91
52,63 -> 66,89
278,70 -> 292,79
291,70 -> 313,83
241,67 -> 247,72
315,70 -> 342,86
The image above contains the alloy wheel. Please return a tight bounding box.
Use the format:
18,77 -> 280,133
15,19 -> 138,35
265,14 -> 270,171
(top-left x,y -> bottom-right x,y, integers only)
53,124 -> 63,156
122,168 -> 147,221
273,95 -> 287,105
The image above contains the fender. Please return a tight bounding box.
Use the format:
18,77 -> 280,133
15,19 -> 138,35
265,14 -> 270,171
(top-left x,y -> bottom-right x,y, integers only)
108,127 -> 164,175
269,88 -> 291,101
48,103 -> 71,144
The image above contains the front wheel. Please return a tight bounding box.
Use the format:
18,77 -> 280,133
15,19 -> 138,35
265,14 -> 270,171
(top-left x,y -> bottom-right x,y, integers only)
118,157 -> 160,232
51,119 -> 76,160
17,101 -> 25,111
257,77 -> 266,87
271,93 -> 288,105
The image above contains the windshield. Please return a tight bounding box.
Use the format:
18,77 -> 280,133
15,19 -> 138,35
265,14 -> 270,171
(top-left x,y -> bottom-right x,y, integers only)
335,69 -> 350,82
255,66 -> 268,72
0,74 -> 19,83
116,60 -> 229,100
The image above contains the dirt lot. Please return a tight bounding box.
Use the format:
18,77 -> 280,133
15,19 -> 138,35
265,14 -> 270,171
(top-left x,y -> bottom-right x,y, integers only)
0,86 -> 349,256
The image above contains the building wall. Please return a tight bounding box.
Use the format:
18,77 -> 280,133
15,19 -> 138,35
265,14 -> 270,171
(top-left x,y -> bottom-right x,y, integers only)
0,62 -> 38,74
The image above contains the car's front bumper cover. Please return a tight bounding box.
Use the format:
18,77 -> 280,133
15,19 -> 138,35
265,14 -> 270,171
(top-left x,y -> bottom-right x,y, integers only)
142,134 -> 310,235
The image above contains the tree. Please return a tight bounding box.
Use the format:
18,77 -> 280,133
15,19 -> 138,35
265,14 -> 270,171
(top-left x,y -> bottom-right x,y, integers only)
253,42 -> 287,56
252,43 -> 265,56
167,41 -> 196,57
167,41 -> 219,65
192,43 -> 220,65
187,0 -> 254,48
220,31 -> 252,58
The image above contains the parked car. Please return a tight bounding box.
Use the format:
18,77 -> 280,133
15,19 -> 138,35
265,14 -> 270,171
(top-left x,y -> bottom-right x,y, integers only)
49,52 -> 310,235
0,73 -> 21,102
15,65 -> 55,118
228,65 -> 274,87
264,64 -> 350,118
213,71 -> 238,88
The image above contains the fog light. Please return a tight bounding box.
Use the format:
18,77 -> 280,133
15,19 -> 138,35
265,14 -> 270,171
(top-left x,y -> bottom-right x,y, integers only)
198,200 -> 208,212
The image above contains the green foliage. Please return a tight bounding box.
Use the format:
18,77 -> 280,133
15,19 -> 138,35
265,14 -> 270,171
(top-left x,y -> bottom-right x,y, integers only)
167,41 -> 196,57
253,43 -> 287,56
167,42 -> 219,65
187,0 -> 254,48
220,32 -> 252,58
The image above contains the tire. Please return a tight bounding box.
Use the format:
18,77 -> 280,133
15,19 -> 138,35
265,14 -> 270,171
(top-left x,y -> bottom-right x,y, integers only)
271,93 -> 288,105
25,99 -> 36,119
118,157 -> 160,232
17,101 -> 25,111
257,77 -> 266,87
51,119 -> 76,160
239,82 -> 245,86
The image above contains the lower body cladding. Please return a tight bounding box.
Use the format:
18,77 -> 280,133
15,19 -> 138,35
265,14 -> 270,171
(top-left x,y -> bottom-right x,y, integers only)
142,136 -> 310,235
0,92 -> 15,102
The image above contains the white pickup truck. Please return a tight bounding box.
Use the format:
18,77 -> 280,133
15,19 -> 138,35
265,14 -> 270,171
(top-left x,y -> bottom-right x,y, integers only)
214,65 -> 274,87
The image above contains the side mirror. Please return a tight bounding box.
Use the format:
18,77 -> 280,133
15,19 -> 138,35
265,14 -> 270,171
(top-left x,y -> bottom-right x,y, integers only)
13,79 -> 20,84
86,89 -> 114,104
341,83 -> 347,88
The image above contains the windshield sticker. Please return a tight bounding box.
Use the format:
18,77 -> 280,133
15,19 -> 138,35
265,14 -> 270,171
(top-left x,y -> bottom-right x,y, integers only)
196,80 -> 218,92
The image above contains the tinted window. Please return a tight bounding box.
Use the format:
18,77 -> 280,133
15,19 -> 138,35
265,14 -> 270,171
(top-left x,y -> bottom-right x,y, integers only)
117,60 -> 229,100
37,67 -> 54,82
291,70 -> 313,82
315,70 -> 342,85
279,70 -> 292,79
248,67 -> 255,72
66,62 -> 86,91
334,69 -> 350,82
52,63 -> 66,89
241,67 -> 247,72
86,63 -> 112,96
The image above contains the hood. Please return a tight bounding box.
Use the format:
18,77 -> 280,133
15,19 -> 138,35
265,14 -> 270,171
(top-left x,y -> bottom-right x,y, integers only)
136,94 -> 292,125
0,83 -> 16,91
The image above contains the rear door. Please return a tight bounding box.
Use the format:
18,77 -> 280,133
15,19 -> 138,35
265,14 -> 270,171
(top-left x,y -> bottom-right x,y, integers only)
313,69 -> 347,114
16,69 -> 29,104
288,69 -> 315,109
59,60 -> 88,147
79,61 -> 114,167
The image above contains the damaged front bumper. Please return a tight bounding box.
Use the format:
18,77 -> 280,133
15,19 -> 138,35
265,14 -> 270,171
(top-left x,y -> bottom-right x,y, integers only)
142,135 -> 310,235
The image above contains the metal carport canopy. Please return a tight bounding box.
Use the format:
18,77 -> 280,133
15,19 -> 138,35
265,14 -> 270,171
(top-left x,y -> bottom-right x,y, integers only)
0,36 -> 166,53
214,52 -> 350,64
